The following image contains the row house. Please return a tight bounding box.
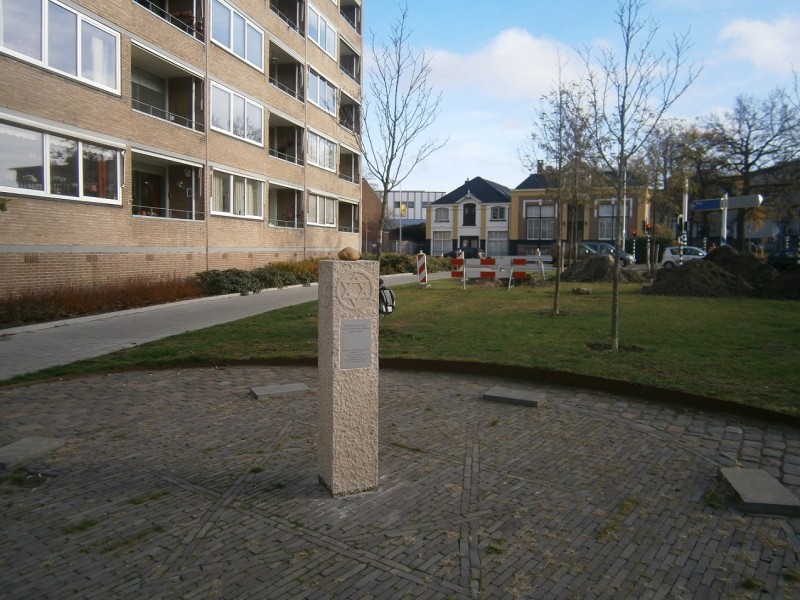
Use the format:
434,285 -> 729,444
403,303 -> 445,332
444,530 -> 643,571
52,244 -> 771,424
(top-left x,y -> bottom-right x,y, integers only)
426,171 -> 650,257
0,0 -> 364,294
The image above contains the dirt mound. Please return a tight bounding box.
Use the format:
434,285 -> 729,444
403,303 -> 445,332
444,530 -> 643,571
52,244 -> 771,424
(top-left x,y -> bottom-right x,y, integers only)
762,266 -> 800,300
643,260 -> 756,297
705,245 -> 778,295
562,256 -> 645,284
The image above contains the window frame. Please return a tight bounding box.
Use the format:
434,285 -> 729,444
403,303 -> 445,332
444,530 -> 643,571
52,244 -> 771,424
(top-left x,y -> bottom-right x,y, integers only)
307,131 -> 336,171
490,206 -> 507,221
308,68 -> 337,115
0,119 -> 121,205
210,0 -> 264,71
211,168 -> 264,219
0,0 -> 121,94
434,207 -> 449,223
210,82 -> 264,146
308,4 -> 337,59
307,192 -> 337,227
525,203 -> 555,241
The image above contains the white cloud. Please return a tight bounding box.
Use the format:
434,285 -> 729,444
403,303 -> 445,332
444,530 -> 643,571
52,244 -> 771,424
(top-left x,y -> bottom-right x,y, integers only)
718,17 -> 800,74
428,28 -> 580,101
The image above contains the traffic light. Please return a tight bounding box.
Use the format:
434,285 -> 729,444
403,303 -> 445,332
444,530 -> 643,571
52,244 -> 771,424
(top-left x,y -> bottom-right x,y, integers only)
645,223 -> 652,234
632,228 -> 637,237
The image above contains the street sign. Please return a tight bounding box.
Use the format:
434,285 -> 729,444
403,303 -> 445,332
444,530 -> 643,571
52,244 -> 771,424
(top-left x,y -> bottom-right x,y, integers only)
725,194 -> 763,209
690,198 -> 721,211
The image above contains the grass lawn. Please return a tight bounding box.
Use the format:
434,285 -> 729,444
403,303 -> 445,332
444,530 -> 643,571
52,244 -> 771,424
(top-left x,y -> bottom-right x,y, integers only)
7,279 -> 800,416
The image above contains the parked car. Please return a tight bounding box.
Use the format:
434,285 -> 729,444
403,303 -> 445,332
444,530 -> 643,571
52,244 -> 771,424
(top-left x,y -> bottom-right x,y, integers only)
443,248 -> 484,259
660,246 -> 706,268
579,241 -> 636,266
767,248 -> 799,271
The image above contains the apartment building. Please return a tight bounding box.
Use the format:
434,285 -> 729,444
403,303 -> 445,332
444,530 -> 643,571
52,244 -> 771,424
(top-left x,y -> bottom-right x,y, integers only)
0,0 -> 363,294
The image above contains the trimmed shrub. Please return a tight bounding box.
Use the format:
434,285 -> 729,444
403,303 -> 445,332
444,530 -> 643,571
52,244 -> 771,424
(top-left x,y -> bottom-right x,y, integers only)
196,269 -> 262,295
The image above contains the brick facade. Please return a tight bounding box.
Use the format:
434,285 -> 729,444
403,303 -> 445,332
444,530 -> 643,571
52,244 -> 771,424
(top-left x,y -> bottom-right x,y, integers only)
0,0 -> 363,295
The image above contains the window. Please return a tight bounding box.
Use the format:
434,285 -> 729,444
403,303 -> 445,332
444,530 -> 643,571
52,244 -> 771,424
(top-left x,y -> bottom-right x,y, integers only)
526,204 -> 555,240
0,0 -> 119,93
598,204 -> 616,240
309,69 -> 336,114
211,83 -> 263,145
487,231 -> 508,256
211,0 -> 263,70
307,131 -> 336,170
491,206 -> 507,221
308,5 -> 337,58
434,207 -> 449,222
432,231 -> 451,255
462,203 -> 476,227
308,193 -> 336,226
211,170 -> 263,218
0,121 -> 119,203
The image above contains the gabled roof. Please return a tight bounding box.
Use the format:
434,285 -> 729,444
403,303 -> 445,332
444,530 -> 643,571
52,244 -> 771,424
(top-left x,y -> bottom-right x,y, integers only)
432,177 -> 511,205
514,173 -> 550,190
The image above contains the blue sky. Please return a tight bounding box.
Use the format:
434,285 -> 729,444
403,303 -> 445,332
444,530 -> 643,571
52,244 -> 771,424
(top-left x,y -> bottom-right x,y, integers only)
363,1 -> 800,192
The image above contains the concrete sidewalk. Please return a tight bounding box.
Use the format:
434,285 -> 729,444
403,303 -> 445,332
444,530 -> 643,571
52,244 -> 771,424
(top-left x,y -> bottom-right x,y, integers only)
0,272 -> 433,382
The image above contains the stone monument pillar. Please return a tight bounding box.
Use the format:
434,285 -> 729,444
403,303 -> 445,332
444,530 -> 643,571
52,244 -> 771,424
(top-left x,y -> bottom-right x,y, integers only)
318,259 -> 379,496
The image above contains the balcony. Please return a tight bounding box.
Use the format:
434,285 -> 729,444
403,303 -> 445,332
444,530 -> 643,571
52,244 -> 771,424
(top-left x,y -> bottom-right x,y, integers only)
340,0 -> 361,35
339,93 -> 360,135
338,201 -> 359,233
269,114 -> 304,165
338,146 -> 360,184
270,0 -> 305,36
131,46 -> 204,132
132,153 -> 204,220
269,186 -> 304,229
134,0 -> 204,41
269,43 -> 304,102
339,39 -> 360,83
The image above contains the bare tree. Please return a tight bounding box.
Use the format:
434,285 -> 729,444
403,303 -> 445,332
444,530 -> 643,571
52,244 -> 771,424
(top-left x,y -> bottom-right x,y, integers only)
705,88 -> 800,248
361,4 -> 446,256
523,65 -> 594,315
582,0 -> 699,350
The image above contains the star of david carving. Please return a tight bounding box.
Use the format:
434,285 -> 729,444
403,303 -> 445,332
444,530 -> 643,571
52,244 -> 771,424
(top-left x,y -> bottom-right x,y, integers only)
336,271 -> 374,310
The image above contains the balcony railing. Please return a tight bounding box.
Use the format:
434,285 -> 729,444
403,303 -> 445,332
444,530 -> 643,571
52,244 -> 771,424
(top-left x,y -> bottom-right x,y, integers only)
133,204 -> 205,220
269,217 -> 304,229
268,75 -> 303,102
134,0 -> 204,41
270,2 -> 303,36
269,148 -> 303,165
132,99 -> 204,132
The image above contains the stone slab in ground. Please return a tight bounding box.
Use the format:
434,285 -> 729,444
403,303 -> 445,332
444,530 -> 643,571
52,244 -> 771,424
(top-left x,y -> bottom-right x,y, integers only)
0,437 -> 65,470
483,385 -> 543,407
250,383 -> 310,400
720,467 -> 800,516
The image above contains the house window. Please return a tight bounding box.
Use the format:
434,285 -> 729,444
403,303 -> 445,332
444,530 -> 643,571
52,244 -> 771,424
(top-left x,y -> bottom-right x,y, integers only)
211,170 -> 263,218
308,5 -> 337,59
307,131 -> 336,170
463,203 -> 476,226
434,207 -> 449,222
307,193 -> 336,226
0,0 -> 120,93
526,204 -> 555,240
487,231 -> 508,256
432,231 -> 450,255
491,206 -> 507,221
597,204 -> 616,240
211,82 -> 263,145
308,69 -> 336,115
211,0 -> 263,70
0,121 -> 119,203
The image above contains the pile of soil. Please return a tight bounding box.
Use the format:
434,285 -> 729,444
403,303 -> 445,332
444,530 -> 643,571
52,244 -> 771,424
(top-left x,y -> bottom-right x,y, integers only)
562,256 -> 646,284
644,245 -> 800,300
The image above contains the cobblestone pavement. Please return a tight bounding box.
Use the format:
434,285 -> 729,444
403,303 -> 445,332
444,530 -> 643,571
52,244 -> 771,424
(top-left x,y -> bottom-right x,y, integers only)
1,367 -> 799,599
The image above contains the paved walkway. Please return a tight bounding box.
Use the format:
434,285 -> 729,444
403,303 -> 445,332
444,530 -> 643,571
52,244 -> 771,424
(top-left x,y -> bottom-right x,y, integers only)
0,273 -> 429,382
1,366 -> 799,599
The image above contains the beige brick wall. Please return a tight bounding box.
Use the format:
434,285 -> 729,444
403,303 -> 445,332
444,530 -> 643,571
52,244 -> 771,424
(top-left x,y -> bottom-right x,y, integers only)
0,0 -> 363,295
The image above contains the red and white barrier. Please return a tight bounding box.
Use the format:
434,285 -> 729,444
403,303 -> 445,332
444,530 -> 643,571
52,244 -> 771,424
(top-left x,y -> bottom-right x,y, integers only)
449,254 -> 553,289
417,251 -> 429,287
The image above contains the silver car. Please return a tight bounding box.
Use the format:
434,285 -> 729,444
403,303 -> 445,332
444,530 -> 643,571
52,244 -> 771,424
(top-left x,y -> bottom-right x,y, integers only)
660,246 -> 706,268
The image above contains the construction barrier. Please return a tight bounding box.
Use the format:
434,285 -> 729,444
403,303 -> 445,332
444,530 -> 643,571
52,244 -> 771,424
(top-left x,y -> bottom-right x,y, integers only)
449,254 -> 553,289
416,251 -> 429,287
